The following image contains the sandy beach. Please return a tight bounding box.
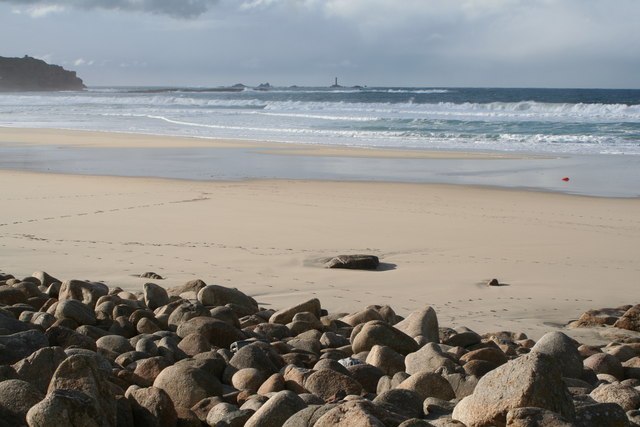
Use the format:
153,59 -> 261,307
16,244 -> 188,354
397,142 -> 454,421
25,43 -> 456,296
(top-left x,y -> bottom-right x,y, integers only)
1,129 -> 639,344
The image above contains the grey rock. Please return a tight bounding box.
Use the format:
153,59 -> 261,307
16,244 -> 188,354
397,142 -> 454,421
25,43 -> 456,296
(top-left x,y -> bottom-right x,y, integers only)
143,282 -> 169,310
373,389 -> 424,419
0,379 -> 45,425
531,331 -> 583,379
48,354 -> 118,426
405,343 -> 458,375
352,320 -> 419,356
0,330 -> 48,364
197,284 -> 258,313
451,352 -> 574,427
394,306 -> 439,343
55,299 -> 97,325
26,389 -> 102,427
153,363 -> 223,408
325,254 -> 379,270
11,346 -> 67,393
244,390 -> 306,427
269,298 -> 322,325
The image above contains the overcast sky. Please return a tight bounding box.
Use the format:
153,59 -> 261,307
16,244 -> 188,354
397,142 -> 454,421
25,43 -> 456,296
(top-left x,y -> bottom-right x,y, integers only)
1,0 -> 639,88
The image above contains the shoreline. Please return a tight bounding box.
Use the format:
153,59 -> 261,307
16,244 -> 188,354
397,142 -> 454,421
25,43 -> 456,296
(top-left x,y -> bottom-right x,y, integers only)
1,127 -> 638,198
2,166 -> 639,344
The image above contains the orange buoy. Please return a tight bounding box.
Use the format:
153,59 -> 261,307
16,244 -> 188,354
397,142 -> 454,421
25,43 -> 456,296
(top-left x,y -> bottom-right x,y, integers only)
562,177 -> 570,182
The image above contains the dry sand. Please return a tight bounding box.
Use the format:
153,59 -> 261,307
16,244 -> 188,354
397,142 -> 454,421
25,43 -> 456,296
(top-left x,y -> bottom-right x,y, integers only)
1,129 -> 639,344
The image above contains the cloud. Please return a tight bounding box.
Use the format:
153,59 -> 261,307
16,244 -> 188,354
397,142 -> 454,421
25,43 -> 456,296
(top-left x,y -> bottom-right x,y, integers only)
0,0 -> 220,18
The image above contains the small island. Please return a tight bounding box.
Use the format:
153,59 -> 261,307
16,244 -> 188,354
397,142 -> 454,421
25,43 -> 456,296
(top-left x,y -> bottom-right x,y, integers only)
0,55 -> 86,92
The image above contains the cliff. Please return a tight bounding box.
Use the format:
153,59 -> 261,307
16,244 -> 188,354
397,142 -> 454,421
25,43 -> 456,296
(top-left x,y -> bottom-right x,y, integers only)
0,55 -> 86,92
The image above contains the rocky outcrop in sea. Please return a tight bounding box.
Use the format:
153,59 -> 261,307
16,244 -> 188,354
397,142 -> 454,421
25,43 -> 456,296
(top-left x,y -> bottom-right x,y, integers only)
0,56 -> 86,92
1,270 -> 640,426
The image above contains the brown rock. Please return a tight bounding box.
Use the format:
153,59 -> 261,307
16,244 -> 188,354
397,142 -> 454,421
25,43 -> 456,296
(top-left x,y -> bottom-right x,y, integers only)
153,363 -> 223,408
589,383 -> 640,411
269,298 -> 322,325
176,316 -> 245,348
0,379 -> 45,425
451,353 -> 574,427
352,320 -> 419,356
304,369 -> 363,401
244,390 -> 306,427
583,353 -> 624,380
314,400 -> 408,426
397,370 -> 456,401
129,386 -> 178,427
394,306 -> 439,343
325,255 -> 379,270
48,354 -> 118,426
58,279 -> 108,308
11,346 -> 68,393
614,304 -> 640,331
366,345 -> 405,376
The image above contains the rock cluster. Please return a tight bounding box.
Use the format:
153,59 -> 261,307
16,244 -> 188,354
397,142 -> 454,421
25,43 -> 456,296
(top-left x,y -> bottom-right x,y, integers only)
2,270 -> 640,426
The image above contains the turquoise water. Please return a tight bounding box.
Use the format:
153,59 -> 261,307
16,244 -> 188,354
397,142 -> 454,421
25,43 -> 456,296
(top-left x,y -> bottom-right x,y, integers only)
1,86 -> 639,197
1,87 -> 639,155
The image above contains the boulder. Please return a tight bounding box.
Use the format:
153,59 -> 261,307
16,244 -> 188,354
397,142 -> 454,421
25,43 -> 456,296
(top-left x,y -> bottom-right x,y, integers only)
229,342 -> 281,375
405,343 -> 458,375
48,354 -> 118,426
505,407 -> 575,426
269,298 -> 322,325
574,402 -> 629,426
366,345 -> 405,376
614,304 -> 640,331
26,389 -> 102,426
373,389 -> 424,419
313,400 -> 408,426
153,363 -> 223,408
132,356 -> 172,387
128,386 -> 178,427
176,316 -> 245,348
531,331 -> 583,379
397,370 -> 456,401
232,368 -> 268,392
325,255 -> 379,270
0,330 -> 48,364
352,320 -> 419,356
303,369 -> 363,401
0,312 -> 39,335
0,285 -> 27,305
394,306 -> 439,343
32,271 -> 61,289
46,326 -> 97,351
11,346 -> 67,393
589,383 -> 640,411
282,404 -> 339,427
54,299 -> 97,325
197,285 -> 258,313
205,402 -> 253,427
166,279 -> 207,297
143,282 -> 169,310
451,352 -> 574,427
58,280 -> 108,308
583,353 -> 624,380
0,379 -> 45,425
244,390 -> 306,427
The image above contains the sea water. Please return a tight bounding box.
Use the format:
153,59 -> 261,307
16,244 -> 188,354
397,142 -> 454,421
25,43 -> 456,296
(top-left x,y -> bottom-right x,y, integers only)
0,87 -> 639,196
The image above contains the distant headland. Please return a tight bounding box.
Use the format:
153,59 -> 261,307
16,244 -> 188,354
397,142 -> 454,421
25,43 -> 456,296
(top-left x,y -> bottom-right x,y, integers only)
0,55 -> 86,92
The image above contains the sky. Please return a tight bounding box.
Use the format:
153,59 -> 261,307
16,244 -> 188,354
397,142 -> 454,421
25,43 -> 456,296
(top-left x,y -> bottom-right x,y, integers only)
1,0 -> 639,88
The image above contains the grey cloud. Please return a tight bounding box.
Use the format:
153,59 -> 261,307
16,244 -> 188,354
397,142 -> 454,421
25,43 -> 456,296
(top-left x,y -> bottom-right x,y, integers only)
1,0 -> 219,17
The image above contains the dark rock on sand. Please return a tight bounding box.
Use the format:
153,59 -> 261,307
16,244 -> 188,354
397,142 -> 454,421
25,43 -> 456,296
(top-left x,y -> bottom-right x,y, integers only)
325,254 -> 380,270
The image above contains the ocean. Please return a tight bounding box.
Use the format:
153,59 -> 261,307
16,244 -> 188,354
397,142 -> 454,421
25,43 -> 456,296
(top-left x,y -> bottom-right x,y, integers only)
1,86 -> 639,196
